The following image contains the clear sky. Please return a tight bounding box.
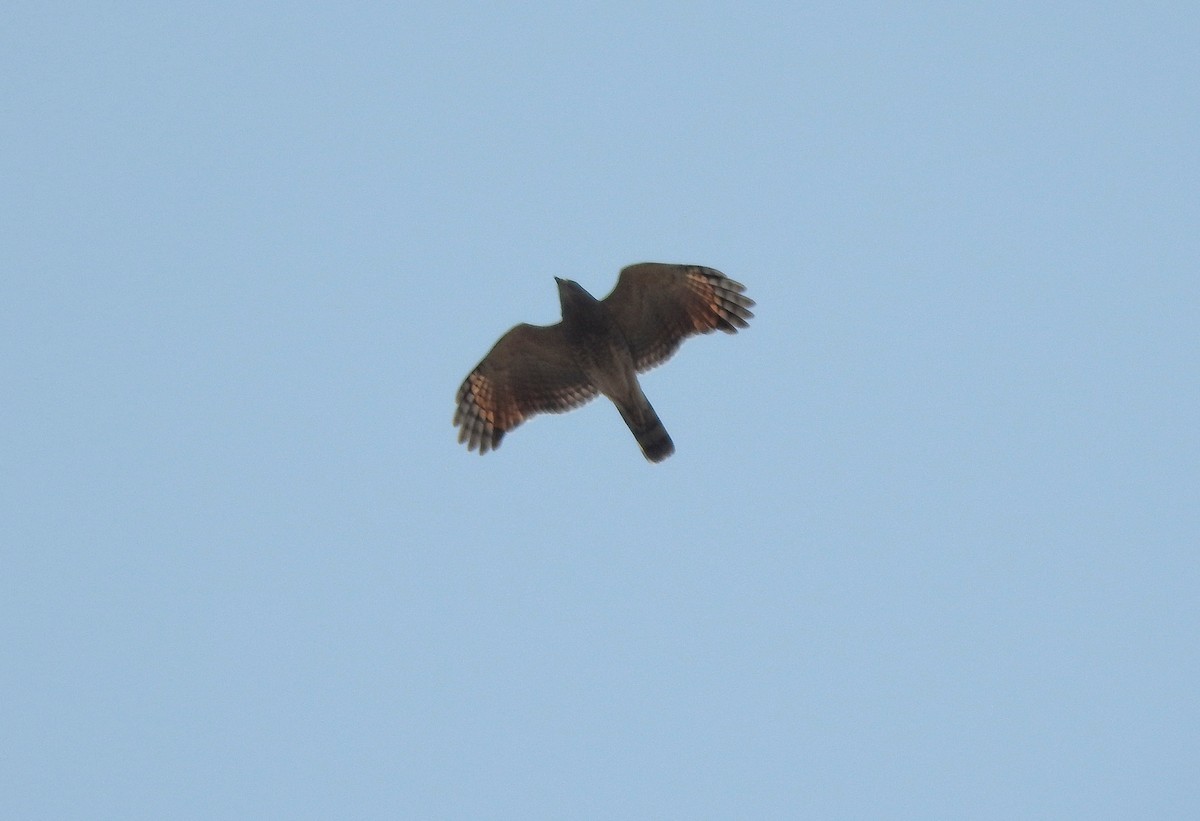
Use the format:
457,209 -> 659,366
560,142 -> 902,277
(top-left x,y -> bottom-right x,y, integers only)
4,2 -> 1197,818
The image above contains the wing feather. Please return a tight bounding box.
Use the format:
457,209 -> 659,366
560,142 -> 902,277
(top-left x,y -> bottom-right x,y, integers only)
453,323 -> 598,454
602,263 -> 755,371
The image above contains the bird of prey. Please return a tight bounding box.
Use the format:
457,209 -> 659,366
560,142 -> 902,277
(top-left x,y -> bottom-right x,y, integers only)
454,262 -> 754,462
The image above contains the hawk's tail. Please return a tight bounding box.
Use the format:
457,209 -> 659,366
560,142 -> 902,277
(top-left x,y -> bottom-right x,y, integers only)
618,395 -> 675,463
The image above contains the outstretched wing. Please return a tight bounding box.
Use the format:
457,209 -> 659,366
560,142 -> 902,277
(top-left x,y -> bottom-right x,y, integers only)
454,323 -> 598,454
602,263 -> 755,372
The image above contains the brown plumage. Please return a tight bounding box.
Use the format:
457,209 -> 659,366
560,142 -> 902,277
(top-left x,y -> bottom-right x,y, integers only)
454,262 -> 754,462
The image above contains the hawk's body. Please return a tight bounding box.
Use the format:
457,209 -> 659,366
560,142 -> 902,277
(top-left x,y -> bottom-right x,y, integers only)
454,263 -> 754,462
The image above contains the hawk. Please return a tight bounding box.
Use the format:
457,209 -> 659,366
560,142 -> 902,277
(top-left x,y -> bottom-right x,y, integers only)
454,262 -> 754,462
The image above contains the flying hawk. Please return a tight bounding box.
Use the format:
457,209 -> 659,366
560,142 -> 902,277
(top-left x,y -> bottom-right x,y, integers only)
454,262 -> 754,462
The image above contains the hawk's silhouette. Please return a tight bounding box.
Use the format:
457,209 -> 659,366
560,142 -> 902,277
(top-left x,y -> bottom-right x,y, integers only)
454,263 -> 754,462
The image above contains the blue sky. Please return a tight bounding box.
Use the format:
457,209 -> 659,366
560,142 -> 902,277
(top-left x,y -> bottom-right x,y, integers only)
4,2 -> 1198,818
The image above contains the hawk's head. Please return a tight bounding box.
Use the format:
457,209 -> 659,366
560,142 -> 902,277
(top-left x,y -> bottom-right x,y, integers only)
554,277 -> 598,313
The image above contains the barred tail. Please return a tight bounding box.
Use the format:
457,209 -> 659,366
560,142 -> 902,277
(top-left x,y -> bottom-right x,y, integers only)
617,394 -> 675,463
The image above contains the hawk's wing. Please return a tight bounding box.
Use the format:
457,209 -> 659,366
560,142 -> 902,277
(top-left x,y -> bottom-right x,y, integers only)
602,263 -> 755,372
454,323 -> 599,454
